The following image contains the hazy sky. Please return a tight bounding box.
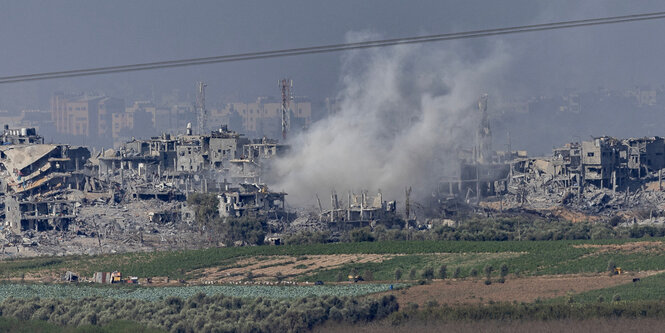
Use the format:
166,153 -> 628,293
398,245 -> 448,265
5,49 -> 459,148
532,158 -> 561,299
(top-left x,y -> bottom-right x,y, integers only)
2,1 -> 665,111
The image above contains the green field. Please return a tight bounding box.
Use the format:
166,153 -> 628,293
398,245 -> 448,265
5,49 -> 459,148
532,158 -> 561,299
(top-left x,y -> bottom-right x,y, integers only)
2,238 -> 665,281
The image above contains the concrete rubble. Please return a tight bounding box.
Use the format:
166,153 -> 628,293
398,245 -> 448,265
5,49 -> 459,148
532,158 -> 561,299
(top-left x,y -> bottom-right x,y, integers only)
0,124 -> 292,257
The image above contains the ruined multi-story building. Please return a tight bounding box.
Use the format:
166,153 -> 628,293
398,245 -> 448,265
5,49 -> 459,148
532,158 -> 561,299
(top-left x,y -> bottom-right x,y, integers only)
217,183 -> 286,218
623,137 -> 665,178
0,127 -> 91,232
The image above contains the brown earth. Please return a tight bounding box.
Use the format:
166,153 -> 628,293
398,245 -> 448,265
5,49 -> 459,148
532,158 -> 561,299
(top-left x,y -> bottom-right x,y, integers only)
315,318 -> 665,333
190,254 -> 399,284
380,271 -> 660,305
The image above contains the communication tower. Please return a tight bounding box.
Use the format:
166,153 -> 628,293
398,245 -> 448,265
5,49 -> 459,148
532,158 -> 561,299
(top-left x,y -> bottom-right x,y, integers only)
196,81 -> 207,135
279,79 -> 293,140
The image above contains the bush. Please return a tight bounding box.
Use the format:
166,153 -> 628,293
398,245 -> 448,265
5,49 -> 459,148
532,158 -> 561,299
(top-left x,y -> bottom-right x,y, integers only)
613,294 -> 622,302
349,228 -> 375,242
409,268 -> 417,280
500,264 -> 508,278
453,267 -> 461,279
422,267 -> 435,280
484,279 -> 492,285
484,265 -> 494,279
438,265 -> 447,279
394,269 -> 402,281
470,268 -> 479,277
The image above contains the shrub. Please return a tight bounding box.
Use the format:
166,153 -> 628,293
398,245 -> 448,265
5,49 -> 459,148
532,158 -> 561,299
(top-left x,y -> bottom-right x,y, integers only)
607,260 -> 617,274
484,265 -> 494,279
409,268 -> 417,280
453,267 -> 461,279
500,264 -> 508,278
422,267 -> 434,280
484,279 -> 492,285
438,265 -> 447,279
394,269 -> 402,281
470,268 -> 479,277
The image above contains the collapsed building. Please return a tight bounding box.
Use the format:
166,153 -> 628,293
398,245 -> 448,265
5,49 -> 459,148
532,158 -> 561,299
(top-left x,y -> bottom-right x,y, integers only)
0,127 -> 92,233
431,94 -> 665,223
98,124 -> 287,192
218,183 -> 286,219
0,121 -> 294,257
319,191 -> 398,229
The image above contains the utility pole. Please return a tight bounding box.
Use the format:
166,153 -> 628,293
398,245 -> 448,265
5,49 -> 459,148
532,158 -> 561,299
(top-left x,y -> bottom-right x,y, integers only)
279,79 -> 293,140
196,81 -> 207,135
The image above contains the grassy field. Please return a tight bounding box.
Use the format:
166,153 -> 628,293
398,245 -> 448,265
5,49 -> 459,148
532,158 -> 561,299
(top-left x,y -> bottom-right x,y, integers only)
551,272 -> 665,303
1,239 -> 665,332
2,238 -> 665,281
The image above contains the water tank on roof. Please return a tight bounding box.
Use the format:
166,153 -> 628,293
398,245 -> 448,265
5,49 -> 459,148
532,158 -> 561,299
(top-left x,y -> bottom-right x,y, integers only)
20,128 -> 27,137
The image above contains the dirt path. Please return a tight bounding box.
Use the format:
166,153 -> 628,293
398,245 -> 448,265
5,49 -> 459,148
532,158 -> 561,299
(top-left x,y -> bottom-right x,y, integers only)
382,271 -> 661,305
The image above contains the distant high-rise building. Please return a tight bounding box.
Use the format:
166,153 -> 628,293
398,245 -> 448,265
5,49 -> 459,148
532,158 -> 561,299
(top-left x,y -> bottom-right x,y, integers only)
50,93 -> 124,138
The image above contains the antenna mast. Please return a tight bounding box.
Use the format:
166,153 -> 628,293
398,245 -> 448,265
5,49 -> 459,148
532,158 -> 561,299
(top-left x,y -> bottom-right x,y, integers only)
196,81 -> 207,135
279,78 -> 292,140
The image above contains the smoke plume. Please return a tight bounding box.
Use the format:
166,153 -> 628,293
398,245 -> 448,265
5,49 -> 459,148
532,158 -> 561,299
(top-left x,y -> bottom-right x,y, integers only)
269,34 -> 510,208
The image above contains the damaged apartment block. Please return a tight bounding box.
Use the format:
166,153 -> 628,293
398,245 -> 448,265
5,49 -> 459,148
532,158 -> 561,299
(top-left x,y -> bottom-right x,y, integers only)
0,127 -> 90,232
319,191 -> 397,229
218,183 -> 286,219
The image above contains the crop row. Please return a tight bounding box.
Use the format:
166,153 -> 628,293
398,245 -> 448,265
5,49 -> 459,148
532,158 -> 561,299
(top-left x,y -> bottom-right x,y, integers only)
0,283 -> 401,301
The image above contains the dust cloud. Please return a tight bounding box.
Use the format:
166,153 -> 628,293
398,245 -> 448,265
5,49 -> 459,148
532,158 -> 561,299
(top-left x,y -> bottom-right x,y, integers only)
269,35 -> 511,208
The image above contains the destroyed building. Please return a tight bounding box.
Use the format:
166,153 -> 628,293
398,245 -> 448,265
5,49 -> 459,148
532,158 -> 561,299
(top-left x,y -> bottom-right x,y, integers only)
1,126 -> 43,145
0,128 -> 91,232
319,191 -> 397,229
98,124 -> 284,186
218,183 -> 286,218
5,196 -> 75,232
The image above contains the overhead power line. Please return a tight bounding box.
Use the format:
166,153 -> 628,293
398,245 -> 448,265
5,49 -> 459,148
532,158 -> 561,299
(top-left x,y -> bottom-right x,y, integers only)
2,10 -> 665,84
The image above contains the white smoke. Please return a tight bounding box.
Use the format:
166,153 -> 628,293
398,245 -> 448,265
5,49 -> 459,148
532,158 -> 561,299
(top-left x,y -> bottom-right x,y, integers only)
269,34 -> 511,208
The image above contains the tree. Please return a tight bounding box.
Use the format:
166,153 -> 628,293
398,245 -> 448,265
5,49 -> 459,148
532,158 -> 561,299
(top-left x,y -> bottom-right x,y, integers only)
500,264 -> 509,278
349,228 -> 375,242
422,267 -> 434,280
470,268 -> 478,278
187,193 -> 219,233
409,268 -> 417,280
438,265 -> 447,279
394,269 -> 402,281
484,265 -> 494,279
607,259 -> 617,274
222,216 -> 267,246
484,265 -> 494,285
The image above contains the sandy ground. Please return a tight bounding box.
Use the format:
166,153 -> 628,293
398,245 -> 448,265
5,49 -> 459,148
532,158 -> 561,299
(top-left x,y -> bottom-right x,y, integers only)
380,271 -> 660,305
